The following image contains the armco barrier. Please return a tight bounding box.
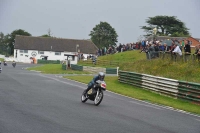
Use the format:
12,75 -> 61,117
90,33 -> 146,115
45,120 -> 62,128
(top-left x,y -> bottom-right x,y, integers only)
71,64 -> 83,71
178,81 -> 200,103
118,70 -> 200,104
62,64 -> 67,70
37,59 -> 60,64
83,66 -> 106,73
71,64 -> 118,74
106,68 -> 118,74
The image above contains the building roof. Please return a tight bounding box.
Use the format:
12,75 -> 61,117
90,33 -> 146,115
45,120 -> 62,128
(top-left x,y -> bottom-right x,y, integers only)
194,38 -> 200,42
14,35 -> 98,54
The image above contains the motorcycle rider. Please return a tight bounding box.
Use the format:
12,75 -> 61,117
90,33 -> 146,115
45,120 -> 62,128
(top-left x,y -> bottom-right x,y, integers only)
0,63 -> 2,73
12,60 -> 16,67
3,61 -> 7,66
84,72 -> 105,96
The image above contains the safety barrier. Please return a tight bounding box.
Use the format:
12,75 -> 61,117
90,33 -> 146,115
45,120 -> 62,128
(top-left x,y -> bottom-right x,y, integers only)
62,64 -> 67,70
83,66 -> 106,73
79,59 -> 120,67
118,70 -> 200,104
71,64 -> 83,71
37,59 -> 60,64
178,81 -> 200,103
71,64 -> 118,74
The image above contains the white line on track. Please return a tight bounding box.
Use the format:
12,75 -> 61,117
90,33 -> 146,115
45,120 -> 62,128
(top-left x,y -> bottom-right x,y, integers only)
129,101 -> 163,110
195,119 -> 200,122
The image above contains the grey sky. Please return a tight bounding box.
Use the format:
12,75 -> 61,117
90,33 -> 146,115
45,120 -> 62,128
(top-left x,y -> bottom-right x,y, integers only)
0,0 -> 200,44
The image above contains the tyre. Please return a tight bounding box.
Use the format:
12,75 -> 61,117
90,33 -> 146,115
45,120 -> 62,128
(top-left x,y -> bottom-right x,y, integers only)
94,91 -> 104,106
81,90 -> 88,103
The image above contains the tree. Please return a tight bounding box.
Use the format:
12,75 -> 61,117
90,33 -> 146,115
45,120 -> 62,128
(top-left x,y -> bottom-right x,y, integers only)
0,32 -> 10,56
7,29 -> 31,55
0,32 -> 6,55
141,16 -> 190,37
40,34 -> 51,37
40,28 -> 53,37
89,22 -> 118,48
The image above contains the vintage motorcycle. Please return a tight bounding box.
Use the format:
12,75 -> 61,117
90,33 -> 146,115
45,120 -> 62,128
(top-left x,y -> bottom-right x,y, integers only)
4,61 -> 7,66
12,62 -> 16,68
81,80 -> 106,106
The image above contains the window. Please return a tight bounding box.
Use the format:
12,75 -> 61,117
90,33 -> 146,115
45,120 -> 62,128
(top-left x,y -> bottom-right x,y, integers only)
39,51 -> 44,54
20,50 -> 28,53
55,52 -> 61,55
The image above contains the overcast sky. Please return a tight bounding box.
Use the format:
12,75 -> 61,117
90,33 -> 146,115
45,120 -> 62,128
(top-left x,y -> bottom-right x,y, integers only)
0,0 -> 200,44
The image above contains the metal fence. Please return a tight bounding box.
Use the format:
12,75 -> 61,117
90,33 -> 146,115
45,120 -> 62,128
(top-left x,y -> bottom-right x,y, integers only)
118,70 -> 200,104
71,64 -> 118,74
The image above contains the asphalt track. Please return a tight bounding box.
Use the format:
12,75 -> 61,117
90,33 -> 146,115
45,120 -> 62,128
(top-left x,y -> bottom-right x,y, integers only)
0,63 -> 200,133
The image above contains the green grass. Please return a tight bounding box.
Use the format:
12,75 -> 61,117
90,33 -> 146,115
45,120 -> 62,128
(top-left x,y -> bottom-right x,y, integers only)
79,50 -> 200,83
27,64 -> 91,74
0,58 -> 4,61
78,50 -> 146,68
64,76 -> 200,115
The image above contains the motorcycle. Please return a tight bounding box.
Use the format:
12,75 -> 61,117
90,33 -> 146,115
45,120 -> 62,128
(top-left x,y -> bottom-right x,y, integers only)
4,61 -> 7,66
81,80 -> 106,106
12,62 -> 16,68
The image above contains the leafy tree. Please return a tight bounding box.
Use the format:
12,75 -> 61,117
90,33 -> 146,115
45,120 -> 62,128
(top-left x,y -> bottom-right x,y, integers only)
7,29 -> 31,55
170,32 -> 190,37
0,32 -> 10,55
141,16 -> 190,37
89,21 -> 118,48
40,28 -> 53,37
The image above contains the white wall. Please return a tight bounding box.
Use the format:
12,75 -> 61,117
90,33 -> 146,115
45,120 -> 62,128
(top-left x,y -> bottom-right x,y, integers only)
0,54 -> 5,59
14,49 -> 78,64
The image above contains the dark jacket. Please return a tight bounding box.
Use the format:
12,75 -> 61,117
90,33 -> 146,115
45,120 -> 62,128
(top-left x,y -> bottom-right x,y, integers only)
88,75 -> 101,87
184,44 -> 191,53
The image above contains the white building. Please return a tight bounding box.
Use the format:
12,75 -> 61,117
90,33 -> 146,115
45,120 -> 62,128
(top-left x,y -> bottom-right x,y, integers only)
14,35 -> 98,64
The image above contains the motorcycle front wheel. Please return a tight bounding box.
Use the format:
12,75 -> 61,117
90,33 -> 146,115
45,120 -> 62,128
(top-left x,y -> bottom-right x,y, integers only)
81,90 -> 88,103
94,91 -> 104,106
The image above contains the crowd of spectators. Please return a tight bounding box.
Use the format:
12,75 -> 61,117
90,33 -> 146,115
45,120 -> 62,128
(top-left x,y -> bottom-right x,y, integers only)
80,38 -> 200,61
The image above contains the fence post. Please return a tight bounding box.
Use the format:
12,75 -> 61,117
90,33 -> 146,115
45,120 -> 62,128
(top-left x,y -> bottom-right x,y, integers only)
117,67 -> 119,76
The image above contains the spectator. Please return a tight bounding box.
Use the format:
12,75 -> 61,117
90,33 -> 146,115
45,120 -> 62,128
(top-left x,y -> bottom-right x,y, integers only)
184,40 -> 191,61
194,44 -> 200,60
172,44 -> 182,56
181,39 -> 185,51
184,41 -> 191,54
163,43 -> 170,52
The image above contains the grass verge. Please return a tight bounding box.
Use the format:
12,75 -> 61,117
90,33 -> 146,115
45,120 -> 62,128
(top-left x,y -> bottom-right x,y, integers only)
0,58 -> 4,61
64,75 -> 200,115
27,64 -> 91,74
79,50 -> 200,83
